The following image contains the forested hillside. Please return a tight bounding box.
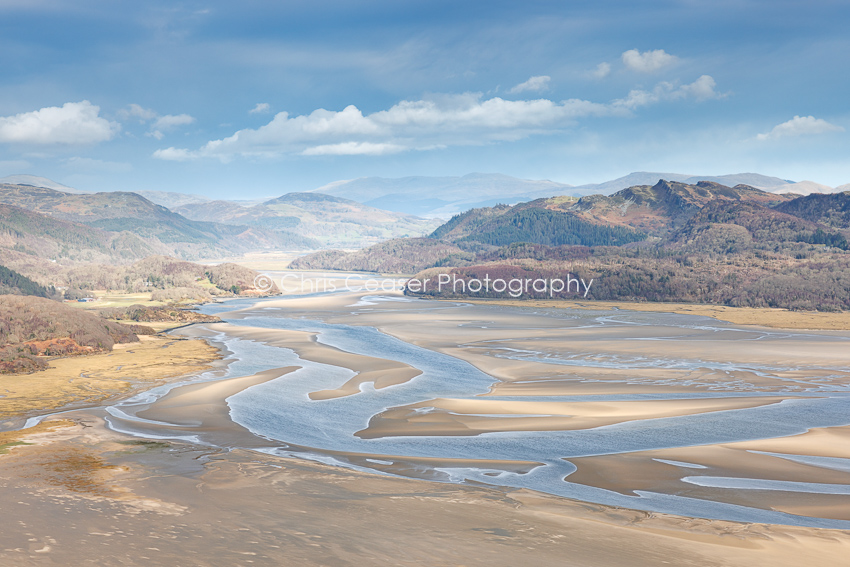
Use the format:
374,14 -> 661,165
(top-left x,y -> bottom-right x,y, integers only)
458,207 -> 646,247
0,265 -> 55,298
775,191 -> 850,229
293,179 -> 850,312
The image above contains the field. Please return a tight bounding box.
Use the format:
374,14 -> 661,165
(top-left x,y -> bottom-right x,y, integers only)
0,335 -> 220,421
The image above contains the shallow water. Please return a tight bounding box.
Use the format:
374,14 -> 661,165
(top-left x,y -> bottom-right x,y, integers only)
105,294 -> 850,528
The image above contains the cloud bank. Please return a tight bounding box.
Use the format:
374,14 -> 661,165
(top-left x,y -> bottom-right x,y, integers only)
155,75 -> 723,161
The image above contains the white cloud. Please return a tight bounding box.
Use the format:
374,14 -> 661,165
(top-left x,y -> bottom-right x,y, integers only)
301,142 -> 405,156
0,101 -> 119,145
250,103 -> 270,114
154,79 -> 726,162
147,113 -> 196,140
152,147 -> 198,161
168,94 -> 610,162
677,75 -> 721,100
120,104 -> 195,139
508,75 -> 551,94
622,49 -> 678,73
613,75 -> 724,109
591,62 -> 611,79
756,115 -> 844,141
118,103 -> 158,122
153,114 -> 195,130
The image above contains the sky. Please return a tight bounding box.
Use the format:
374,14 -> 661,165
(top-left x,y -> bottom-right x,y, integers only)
0,0 -> 848,198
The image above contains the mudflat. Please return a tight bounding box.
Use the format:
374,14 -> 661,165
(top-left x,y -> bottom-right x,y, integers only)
1,290 -> 849,565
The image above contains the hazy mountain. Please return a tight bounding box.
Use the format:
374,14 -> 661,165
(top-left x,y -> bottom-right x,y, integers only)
310,173 -> 574,218
768,180 -> 837,196
570,172 -> 792,196
0,174 -> 85,193
176,192 -> 441,248
306,172 -> 796,217
136,190 -> 212,209
0,184 -> 317,260
138,190 -> 269,209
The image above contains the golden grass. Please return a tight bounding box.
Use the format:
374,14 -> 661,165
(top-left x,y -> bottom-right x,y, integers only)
110,319 -> 191,333
64,290 -> 167,311
0,336 -> 220,419
465,298 -> 850,330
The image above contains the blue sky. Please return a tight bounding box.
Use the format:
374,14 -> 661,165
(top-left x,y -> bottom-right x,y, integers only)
0,0 -> 848,198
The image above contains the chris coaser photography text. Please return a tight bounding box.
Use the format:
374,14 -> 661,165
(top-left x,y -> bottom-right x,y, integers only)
255,273 -> 594,298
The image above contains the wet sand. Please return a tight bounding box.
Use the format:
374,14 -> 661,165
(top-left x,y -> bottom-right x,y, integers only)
356,396 -> 796,438
2,405 -> 849,565
565,426 -> 850,521
2,289 -> 850,564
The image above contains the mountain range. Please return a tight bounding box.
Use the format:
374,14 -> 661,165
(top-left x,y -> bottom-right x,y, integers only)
292,179 -> 849,275
6,171 -> 848,220
305,180 -> 850,312
311,172 -> 846,217
0,181 -> 441,281
171,192 -> 441,248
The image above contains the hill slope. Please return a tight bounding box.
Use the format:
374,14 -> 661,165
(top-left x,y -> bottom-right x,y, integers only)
567,180 -> 789,235
775,192 -> 850,229
0,265 -> 54,297
0,295 -> 141,373
176,191 -> 440,248
0,184 -> 316,259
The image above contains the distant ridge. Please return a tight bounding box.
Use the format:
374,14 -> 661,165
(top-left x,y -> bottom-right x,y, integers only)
570,172 -> 792,196
769,180 -> 838,196
174,191 -> 441,248
305,172 -> 798,217
0,174 -> 85,194
311,173 -> 574,217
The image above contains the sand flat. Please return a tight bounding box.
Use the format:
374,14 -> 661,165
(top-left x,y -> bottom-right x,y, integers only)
356,396 -> 796,438
2,417 -> 849,566
4,289 -> 849,564
565,426 -> 850,521
204,323 -> 422,399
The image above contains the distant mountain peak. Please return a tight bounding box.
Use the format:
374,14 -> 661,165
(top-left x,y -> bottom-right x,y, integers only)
0,174 -> 84,194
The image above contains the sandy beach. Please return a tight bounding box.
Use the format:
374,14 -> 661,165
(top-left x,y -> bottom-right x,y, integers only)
2,289 -> 850,565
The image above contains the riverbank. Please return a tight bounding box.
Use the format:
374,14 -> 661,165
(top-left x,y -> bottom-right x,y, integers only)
462,298 -> 850,330
0,335 -> 221,427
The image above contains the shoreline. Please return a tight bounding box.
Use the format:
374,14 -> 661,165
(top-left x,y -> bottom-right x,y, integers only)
458,297 -> 850,330
0,334 -> 224,430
